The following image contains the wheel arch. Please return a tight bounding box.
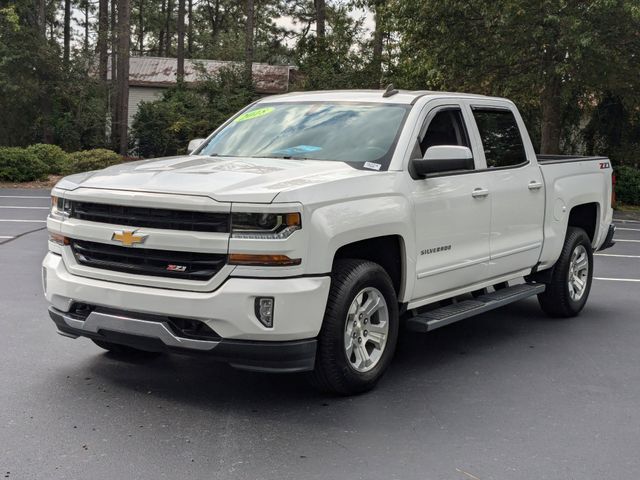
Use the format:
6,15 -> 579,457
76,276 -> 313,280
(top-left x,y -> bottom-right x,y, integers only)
567,202 -> 599,244
333,235 -> 407,301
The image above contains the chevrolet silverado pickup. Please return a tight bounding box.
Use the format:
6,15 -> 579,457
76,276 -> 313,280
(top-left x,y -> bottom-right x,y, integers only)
44,89 -> 616,394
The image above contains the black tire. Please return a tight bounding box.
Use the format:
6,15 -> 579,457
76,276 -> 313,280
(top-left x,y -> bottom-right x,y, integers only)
92,339 -> 162,358
310,259 -> 399,395
537,227 -> 593,318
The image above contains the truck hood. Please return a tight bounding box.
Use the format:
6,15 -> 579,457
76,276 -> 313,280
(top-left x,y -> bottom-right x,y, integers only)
57,155 -> 374,203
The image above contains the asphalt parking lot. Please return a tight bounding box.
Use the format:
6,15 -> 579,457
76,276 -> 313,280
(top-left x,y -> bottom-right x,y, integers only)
1,187 -> 640,480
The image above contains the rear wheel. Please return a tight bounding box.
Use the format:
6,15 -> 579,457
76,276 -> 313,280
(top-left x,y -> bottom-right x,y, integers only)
310,259 -> 399,395
92,339 -> 162,358
538,227 -> 593,318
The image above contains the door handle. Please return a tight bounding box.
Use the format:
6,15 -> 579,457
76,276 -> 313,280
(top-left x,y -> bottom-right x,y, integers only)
471,188 -> 490,198
528,181 -> 543,190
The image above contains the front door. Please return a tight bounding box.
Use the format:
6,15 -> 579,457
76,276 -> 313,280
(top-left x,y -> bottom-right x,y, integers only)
411,105 -> 492,301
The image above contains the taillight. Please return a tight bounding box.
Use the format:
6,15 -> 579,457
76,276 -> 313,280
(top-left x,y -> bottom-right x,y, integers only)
611,171 -> 616,208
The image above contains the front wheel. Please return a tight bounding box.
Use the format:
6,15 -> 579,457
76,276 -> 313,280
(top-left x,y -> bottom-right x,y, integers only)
538,227 -> 594,318
310,259 -> 399,395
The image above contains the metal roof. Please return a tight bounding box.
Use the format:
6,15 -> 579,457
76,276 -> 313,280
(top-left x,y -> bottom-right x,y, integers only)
108,56 -> 293,94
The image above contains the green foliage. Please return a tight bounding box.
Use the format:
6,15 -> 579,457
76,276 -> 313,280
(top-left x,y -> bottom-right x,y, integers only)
26,143 -> 69,174
292,5 -> 373,90
0,147 -> 48,182
392,0 -> 640,154
132,67 -> 256,158
62,149 -> 124,175
616,166 -> 640,206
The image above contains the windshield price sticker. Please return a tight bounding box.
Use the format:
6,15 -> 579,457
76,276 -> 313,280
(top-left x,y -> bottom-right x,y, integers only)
234,107 -> 275,123
364,162 -> 382,171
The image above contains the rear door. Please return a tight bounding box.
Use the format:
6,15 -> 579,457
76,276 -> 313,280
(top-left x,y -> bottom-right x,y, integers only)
469,104 -> 545,278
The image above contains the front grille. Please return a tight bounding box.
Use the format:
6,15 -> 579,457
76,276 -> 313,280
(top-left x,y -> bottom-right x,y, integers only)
68,200 -> 230,233
71,239 -> 227,281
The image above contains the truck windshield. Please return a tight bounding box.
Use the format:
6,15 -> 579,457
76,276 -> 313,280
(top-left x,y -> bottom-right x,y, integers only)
196,102 -> 411,170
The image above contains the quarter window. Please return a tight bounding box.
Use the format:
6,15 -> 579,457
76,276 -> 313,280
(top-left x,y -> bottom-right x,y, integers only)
472,109 -> 527,168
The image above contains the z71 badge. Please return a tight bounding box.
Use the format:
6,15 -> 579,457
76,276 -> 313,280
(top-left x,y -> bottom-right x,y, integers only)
166,264 -> 187,272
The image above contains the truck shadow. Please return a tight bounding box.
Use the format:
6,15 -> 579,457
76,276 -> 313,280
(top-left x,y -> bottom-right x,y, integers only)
51,297 -> 606,421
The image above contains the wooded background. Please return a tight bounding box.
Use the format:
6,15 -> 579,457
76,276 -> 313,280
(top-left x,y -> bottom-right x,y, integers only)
1,0 -> 640,172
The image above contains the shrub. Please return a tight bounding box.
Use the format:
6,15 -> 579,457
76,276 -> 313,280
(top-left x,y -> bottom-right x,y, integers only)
26,143 -> 69,174
131,67 -> 256,158
0,147 -> 48,182
62,148 -> 124,175
616,166 -> 640,206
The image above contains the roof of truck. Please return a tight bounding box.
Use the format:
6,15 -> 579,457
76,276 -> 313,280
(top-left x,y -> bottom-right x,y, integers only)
259,89 -> 505,105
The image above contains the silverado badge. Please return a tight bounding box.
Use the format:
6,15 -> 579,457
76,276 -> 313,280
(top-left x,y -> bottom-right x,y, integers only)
111,230 -> 148,247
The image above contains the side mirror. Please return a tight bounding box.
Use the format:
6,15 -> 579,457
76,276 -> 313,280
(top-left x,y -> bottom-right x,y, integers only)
187,138 -> 205,154
412,146 -> 474,176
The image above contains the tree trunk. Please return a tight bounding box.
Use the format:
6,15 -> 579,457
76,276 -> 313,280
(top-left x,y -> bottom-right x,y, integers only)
244,0 -> 254,83
111,0 -> 118,142
98,0 -> 109,81
177,0 -> 185,82
371,0 -> 385,89
63,0 -> 71,64
314,0 -> 325,44
540,75 -> 562,154
206,0 -> 221,46
164,0 -> 173,56
36,0 -> 46,37
115,0 -> 131,155
158,0 -> 166,55
138,0 -> 144,54
187,0 -> 193,55
84,0 -> 90,53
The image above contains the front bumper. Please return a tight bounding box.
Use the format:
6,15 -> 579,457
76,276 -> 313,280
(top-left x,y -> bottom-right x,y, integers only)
43,252 -> 331,370
49,307 -> 317,372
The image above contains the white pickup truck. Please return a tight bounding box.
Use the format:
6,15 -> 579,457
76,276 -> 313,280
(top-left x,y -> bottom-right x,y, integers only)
44,89 -> 616,394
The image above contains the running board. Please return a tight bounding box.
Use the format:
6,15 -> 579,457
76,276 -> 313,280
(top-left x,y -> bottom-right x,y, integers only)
406,283 -> 546,333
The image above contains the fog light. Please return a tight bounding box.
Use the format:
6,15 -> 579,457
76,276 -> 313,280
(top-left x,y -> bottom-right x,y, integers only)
255,297 -> 274,328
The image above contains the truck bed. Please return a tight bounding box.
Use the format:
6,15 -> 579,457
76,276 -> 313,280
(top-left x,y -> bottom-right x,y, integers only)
536,154 -> 608,164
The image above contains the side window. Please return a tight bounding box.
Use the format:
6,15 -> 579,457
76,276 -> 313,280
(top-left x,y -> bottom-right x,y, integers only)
472,109 -> 527,168
419,109 -> 470,156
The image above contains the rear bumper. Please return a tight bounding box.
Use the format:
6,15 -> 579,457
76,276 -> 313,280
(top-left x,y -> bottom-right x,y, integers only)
49,307 -> 317,372
598,224 -> 616,251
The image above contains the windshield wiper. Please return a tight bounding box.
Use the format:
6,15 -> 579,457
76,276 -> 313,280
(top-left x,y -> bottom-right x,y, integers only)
250,155 -> 310,160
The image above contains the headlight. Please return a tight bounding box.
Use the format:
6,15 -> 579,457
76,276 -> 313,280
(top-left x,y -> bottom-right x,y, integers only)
231,212 -> 301,239
50,196 -> 71,220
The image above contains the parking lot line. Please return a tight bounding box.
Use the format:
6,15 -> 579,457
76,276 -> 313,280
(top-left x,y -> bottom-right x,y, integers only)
615,239 -> 640,243
0,206 -> 49,210
595,253 -> 640,259
614,219 -> 640,224
0,195 -> 49,199
0,235 -> 13,239
0,219 -> 47,223
595,277 -> 640,283
616,227 -> 640,232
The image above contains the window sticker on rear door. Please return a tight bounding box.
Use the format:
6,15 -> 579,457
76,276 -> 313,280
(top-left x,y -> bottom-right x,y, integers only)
234,107 -> 275,123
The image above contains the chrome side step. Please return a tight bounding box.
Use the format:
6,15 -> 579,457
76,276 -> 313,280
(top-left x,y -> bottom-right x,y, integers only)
406,283 -> 546,333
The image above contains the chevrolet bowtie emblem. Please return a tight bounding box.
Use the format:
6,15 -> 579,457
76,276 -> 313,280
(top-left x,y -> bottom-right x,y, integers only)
111,230 -> 147,247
